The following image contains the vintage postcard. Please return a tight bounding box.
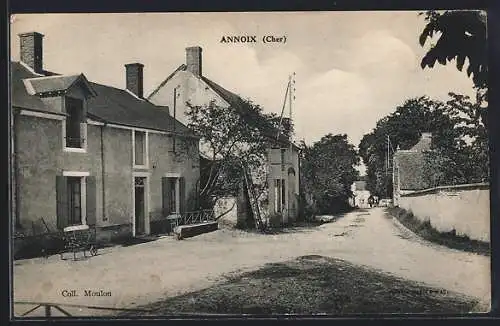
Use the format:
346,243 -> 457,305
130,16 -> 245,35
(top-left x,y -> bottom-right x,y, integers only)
9,11 -> 490,318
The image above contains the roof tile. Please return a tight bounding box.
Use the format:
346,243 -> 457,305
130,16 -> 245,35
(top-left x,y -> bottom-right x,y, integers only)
11,62 -> 194,136
27,75 -> 81,95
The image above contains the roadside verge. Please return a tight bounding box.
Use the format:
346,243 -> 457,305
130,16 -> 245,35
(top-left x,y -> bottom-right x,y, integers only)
386,207 -> 490,256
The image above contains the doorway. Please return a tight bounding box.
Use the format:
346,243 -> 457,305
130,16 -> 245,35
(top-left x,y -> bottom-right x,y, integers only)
134,176 -> 147,236
287,167 -> 296,221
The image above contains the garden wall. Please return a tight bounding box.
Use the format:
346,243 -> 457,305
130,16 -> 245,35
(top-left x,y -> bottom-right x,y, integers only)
398,183 -> 490,243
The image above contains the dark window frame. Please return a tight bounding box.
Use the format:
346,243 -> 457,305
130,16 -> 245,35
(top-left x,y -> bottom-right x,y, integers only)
134,130 -> 147,166
65,97 -> 85,149
168,177 -> 178,214
67,176 -> 82,226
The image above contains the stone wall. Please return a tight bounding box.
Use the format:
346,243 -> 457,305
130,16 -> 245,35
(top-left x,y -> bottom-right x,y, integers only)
398,183 -> 490,243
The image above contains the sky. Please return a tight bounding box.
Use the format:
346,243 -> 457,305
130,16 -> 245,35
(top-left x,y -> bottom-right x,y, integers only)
10,12 -> 477,174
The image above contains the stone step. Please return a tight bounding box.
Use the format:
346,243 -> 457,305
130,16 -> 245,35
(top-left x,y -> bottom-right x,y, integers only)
173,221 -> 219,240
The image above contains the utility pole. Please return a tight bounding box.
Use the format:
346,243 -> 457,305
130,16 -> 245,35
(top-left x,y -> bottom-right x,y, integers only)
289,74 -> 293,128
173,86 -> 179,153
386,134 -> 390,199
277,78 -> 290,142
289,73 -> 295,149
386,135 -> 389,176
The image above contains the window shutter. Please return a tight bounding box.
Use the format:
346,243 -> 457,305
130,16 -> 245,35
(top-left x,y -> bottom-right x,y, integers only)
56,176 -> 68,229
162,177 -> 171,216
86,176 -> 97,226
179,177 -> 186,214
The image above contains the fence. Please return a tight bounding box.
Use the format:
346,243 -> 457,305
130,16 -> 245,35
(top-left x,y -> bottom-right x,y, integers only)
179,209 -> 216,225
397,183 -> 490,243
13,301 -> 152,318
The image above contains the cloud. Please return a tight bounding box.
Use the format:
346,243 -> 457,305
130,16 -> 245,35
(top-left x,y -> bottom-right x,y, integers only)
204,45 -> 304,113
344,30 -> 417,76
10,12 -> 477,154
294,69 -> 373,145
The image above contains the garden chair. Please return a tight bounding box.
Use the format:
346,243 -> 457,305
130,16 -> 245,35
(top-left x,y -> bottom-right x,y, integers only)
60,225 -> 98,260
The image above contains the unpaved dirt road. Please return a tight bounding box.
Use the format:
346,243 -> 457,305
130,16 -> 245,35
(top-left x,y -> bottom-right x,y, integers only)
13,208 -> 490,316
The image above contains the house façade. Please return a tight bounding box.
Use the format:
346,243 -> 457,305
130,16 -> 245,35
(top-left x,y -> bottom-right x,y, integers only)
147,46 -> 300,224
10,32 -> 200,245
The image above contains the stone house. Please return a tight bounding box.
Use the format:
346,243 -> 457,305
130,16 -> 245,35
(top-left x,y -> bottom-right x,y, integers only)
349,180 -> 371,208
11,32 -> 200,245
147,46 -> 300,224
392,132 -> 433,206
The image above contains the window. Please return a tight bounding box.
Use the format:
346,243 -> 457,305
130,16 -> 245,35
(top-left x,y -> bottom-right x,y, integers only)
64,97 -> 86,150
275,179 -> 281,213
133,130 -> 147,167
281,148 -> 286,171
168,178 -> 178,214
281,179 -> 286,209
274,179 -> 286,213
56,173 -> 97,229
67,177 -> 82,225
162,176 -> 185,216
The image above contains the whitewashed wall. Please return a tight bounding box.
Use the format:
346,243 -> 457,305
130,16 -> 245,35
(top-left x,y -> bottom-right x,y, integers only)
398,183 -> 490,243
214,197 -> 237,227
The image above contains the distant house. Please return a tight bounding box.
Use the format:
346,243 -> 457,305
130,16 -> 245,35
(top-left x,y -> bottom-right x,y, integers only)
11,32 -> 200,244
147,46 -> 300,224
350,180 -> 371,208
392,132 -> 433,206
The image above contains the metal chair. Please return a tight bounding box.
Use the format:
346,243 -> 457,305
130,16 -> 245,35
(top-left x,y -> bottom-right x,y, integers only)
60,225 -> 98,260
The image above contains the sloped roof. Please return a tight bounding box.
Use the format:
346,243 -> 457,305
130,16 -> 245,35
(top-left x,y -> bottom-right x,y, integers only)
11,61 -> 194,136
147,61 -> 297,146
200,76 -> 293,146
147,64 -> 187,100
200,76 -> 248,111
87,82 -> 192,135
11,62 -> 51,112
354,180 -> 367,191
394,133 -> 433,191
410,134 -> 432,151
27,75 -> 78,94
394,151 -> 430,191
25,74 -> 97,97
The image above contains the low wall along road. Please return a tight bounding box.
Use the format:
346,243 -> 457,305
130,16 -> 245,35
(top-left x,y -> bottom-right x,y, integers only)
398,183 -> 490,243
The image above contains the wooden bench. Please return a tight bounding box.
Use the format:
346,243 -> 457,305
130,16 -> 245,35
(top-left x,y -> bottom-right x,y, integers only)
60,225 -> 98,260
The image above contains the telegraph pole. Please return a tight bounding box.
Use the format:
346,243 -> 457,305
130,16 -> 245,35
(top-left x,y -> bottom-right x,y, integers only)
173,86 -> 179,153
289,73 -> 296,144
386,135 -> 390,199
277,78 -> 290,142
289,74 -> 293,127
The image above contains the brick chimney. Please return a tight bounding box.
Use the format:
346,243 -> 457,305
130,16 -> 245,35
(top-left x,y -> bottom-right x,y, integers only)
125,63 -> 144,98
186,46 -> 202,76
19,32 -> 44,74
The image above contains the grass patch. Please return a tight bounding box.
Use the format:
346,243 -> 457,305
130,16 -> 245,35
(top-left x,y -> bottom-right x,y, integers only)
261,219 -> 330,234
387,207 -> 490,256
118,255 -> 480,316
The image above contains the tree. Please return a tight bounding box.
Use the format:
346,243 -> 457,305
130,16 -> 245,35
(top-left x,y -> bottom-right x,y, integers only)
419,10 -> 488,126
358,96 -> 461,197
300,134 -> 360,215
186,99 -> 290,210
419,10 -> 487,90
360,94 -> 489,195
422,92 -> 489,186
